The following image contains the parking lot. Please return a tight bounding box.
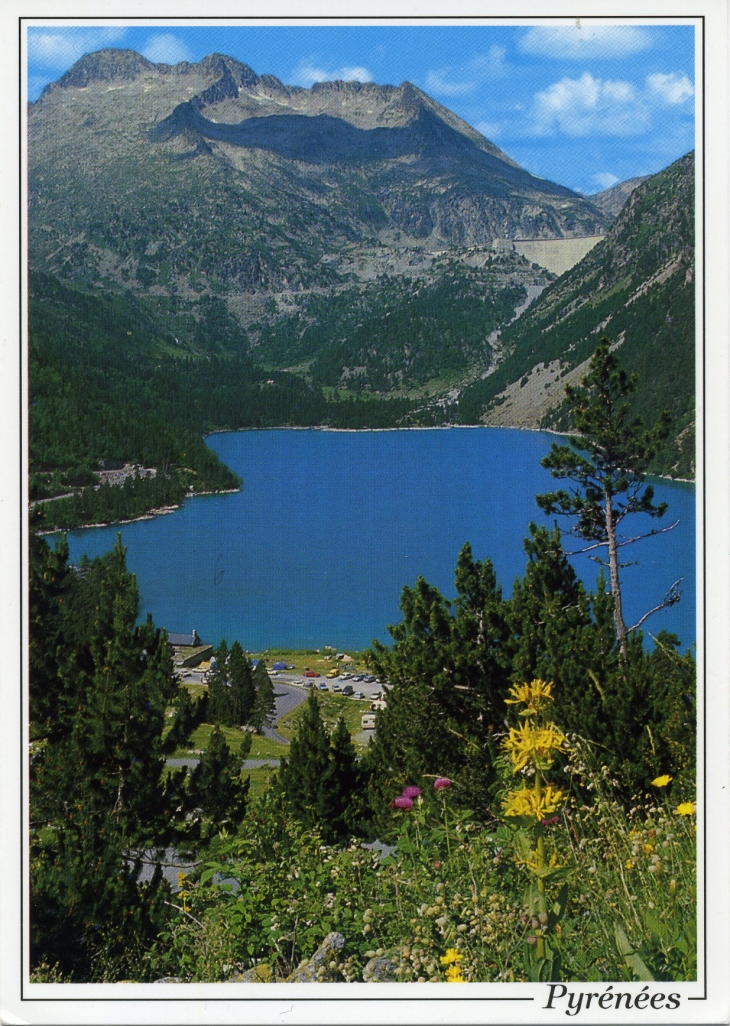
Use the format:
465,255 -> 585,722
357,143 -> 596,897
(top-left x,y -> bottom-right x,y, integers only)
179,665 -> 388,705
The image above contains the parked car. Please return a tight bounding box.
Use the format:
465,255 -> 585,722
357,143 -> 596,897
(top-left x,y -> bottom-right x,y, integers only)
318,683 -> 328,691
340,672 -> 353,680
352,674 -> 365,682
303,670 -> 320,678
326,668 -> 340,679
364,675 -> 376,683
341,685 -> 354,696
332,684 -> 342,692
355,691 -> 366,699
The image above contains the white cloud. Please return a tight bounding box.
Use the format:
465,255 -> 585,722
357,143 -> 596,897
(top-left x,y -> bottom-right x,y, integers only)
27,27 -> 127,70
290,62 -> 372,87
141,33 -> 194,65
519,24 -> 652,60
592,171 -> 620,190
647,71 -> 694,104
518,69 -> 693,140
425,46 -> 506,97
528,71 -> 647,137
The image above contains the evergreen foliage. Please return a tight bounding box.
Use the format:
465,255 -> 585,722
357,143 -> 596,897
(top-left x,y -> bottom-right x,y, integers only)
250,661 -> 276,733
28,535 -> 245,979
278,693 -> 365,844
188,725 -> 251,827
207,641 -> 257,727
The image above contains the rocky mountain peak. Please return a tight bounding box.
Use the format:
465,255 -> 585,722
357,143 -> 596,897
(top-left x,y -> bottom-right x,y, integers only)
53,48 -> 155,90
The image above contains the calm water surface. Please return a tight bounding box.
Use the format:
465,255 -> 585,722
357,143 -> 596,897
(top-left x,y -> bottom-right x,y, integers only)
56,428 -> 696,652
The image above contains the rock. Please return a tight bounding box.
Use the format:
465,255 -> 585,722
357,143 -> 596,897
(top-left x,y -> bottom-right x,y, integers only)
227,963 -> 272,983
285,932 -> 345,982
362,956 -> 398,982
153,977 -> 184,983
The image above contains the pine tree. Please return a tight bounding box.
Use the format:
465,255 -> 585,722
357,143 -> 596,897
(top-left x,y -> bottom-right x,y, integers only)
536,338 -> 676,655
229,641 -> 256,726
278,691 -> 332,833
251,660 -> 276,733
322,716 -> 362,843
188,725 -> 251,827
207,639 -> 230,724
29,535 -> 200,979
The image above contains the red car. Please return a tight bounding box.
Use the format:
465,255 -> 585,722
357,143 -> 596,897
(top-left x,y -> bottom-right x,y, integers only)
303,670 -> 320,678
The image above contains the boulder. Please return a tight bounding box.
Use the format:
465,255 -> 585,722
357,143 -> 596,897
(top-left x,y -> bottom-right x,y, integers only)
285,931 -> 345,982
362,955 -> 398,982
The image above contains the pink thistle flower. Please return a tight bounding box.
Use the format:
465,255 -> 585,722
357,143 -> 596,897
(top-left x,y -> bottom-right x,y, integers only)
434,777 -> 452,790
393,795 -> 414,810
401,785 -> 421,799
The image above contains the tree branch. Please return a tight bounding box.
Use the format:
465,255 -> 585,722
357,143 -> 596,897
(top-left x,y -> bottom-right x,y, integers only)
614,520 -> 680,548
628,578 -> 683,633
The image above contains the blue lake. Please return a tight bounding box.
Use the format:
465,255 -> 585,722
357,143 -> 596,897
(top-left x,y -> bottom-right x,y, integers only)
55,428 -> 696,652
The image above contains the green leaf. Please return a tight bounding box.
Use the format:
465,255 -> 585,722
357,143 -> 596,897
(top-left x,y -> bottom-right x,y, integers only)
614,925 -> 655,981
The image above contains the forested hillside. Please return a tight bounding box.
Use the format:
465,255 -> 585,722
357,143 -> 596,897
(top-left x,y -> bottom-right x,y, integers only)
458,154 -> 695,478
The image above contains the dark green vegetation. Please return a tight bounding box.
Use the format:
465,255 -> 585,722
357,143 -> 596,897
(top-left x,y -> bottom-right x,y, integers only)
255,266 -> 527,392
30,357 -> 695,982
459,154 -> 695,478
29,533 -> 275,979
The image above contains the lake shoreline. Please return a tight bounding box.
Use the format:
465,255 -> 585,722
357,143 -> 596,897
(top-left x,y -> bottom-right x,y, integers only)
40,424 -> 693,535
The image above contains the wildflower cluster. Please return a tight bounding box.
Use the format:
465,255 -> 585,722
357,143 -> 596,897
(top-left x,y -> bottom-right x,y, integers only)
440,947 -> 466,982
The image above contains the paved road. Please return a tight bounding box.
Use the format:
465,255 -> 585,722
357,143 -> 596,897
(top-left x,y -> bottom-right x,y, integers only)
167,758 -> 281,770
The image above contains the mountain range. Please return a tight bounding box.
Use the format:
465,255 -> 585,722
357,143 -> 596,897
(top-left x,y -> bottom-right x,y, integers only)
28,49 -> 695,509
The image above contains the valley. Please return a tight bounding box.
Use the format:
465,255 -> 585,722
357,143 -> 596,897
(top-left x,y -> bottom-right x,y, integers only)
27,49 -> 695,529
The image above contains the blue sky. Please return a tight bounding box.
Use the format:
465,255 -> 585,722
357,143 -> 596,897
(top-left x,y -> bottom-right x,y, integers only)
26,21 -> 696,195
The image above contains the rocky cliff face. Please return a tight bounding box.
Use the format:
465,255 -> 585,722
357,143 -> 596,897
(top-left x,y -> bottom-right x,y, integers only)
29,49 -> 609,296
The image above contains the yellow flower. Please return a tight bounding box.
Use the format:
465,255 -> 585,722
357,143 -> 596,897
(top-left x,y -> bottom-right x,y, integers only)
625,859 -> 635,870
651,774 -> 673,787
505,679 -> 554,716
643,843 -> 653,854
440,948 -> 463,966
502,784 -> 564,821
674,802 -> 695,816
445,964 -> 466,983
502,719 -> 568,771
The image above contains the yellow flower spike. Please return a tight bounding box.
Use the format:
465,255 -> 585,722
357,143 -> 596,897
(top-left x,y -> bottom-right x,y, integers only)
440,948 -> 463,966
504,679 -> 555,717
445,965 -> 466,983
502,720 -> 568,771
651,774 -> 673,787
502,784 -> 565,821
674,802 -> 695,816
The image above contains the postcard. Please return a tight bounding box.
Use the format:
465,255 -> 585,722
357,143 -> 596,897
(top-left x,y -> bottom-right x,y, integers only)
1,1 -> 728,1023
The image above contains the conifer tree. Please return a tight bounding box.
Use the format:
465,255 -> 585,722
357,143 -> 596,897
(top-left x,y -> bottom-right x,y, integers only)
322,715 -> 362,843
536,338 -> 676,656
251,660 -> 276,733
207,640 -> 230,724
188,725 -> 251,827
278,691 -> 332,832
29,535 -> 194,979
228,641 -> 256,726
